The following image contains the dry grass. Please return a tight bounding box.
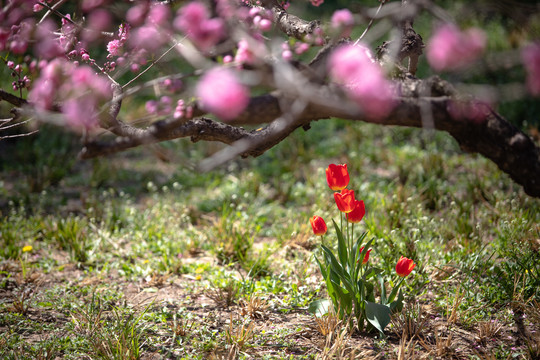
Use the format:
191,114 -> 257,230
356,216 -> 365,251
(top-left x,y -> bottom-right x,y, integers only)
446,286 -> 465,325
312,306 -> 341,337
419,329 -> 456,358
239,295 -> 269,319
225,313 -> 255,353
207,281 -> 239,308
392,302 -> 430,341
396,336 -> 419,360
167,314 -> 196,337
475,320 -> 503,345
8,287 -> 33,316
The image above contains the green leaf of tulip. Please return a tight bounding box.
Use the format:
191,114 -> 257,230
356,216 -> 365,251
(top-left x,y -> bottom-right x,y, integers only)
308,299 -> 333,317
365,301 -> 391,334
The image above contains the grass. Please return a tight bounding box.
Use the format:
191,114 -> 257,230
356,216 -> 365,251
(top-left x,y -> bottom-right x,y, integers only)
0,119 -> 538,359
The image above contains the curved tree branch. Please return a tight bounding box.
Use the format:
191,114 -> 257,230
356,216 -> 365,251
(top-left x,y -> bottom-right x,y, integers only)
78,71 -> 540,197
263,0 -> 322,41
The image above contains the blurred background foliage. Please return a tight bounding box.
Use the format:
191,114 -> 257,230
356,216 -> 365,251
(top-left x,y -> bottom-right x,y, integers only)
0,0 -> 539,199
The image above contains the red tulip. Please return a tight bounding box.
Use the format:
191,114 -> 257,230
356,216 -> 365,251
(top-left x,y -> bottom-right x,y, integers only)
346,200 -> 365,223
357,246 -> 371,264
395,256 -> 416,277
310,215 -> 327,236
334,189 -> 355,213
326,164 -> 350,191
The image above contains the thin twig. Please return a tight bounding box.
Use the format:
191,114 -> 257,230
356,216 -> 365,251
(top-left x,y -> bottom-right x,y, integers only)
38,1 -> 77,26
122,42 -> 180,90
0,130 -> 39,140
0,118 -> 33,130
355,0 -> 388,44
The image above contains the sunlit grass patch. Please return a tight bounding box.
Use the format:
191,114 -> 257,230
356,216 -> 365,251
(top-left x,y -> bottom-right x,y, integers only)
0,120 -> 538,358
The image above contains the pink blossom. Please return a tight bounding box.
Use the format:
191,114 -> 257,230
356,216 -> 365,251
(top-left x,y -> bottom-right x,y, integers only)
0,28 -> 10,52
34,19 -> 64,59
162,78 -> 183,93
521,43 -> 540,96
62,97 -> 100,130
84,9 -> 112,42
107,39 -> 123,56
311,0 -> 324,6
118,23 -> 130,42
87,9 -> 112,32
28,59 -> 66,110
259,19 -> 272,32
127,4 -> 148,26
295,42 -> 310,55
82,0 -> 105,12
427,24 -> 486,71
235,39 -> 266,65
148,3 -> 171,26
196,67 -> 249,120
28,77 -> 56,109
174,2 -> 225,51
8,20 -> 33,54
331,9 -> 354,38
329,44 -> 395,119
130,24 -> 165,52
235,39 -> 255,64
146,96 -> 173,116
175,2 -> 208,26
282,50 -> 293,61
174,99 -> 185,119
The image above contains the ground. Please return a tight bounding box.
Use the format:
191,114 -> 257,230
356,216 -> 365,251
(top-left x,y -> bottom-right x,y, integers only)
0,122 -> 539,359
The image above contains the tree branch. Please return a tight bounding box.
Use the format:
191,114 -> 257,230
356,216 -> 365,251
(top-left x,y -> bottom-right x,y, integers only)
80,74 -> 540,197
264,0 -> 322,41
0,89 -> 28,107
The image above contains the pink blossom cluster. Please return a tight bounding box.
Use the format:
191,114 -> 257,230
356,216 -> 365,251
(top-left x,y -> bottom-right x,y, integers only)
106,23 -> 130,65
329,44 -> 395,119
280,39 -> 312,61
7,61 -> 31,92
196,67 -> 249,120
1,1 -> 42,52
162,78 -> 183,93
303,27 -> 325,47
311,0 -> 324,7
83,8 -> 113,43
146,96 -> 173,116
281,42 -> 293,61
174,2 -> 225,52
521,43 -> 540,96
248,7 -> 273,33
331,9 -> 354,38
173,99 -> 193,120
126,3 -> 171,53
426,24 -> 486,71
235,38 -> 266,65
2,19 -> 33,54
28,59 -> 112,131
34,19 -> 64,59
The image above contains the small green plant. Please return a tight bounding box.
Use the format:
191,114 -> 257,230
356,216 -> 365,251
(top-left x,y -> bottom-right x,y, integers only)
211,206 -> 253,266
89,306 -> 149,360
19,245 -> 33,281
225,313 -> 255,353
43,216 -> 90,263
308,164 -> 416,335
